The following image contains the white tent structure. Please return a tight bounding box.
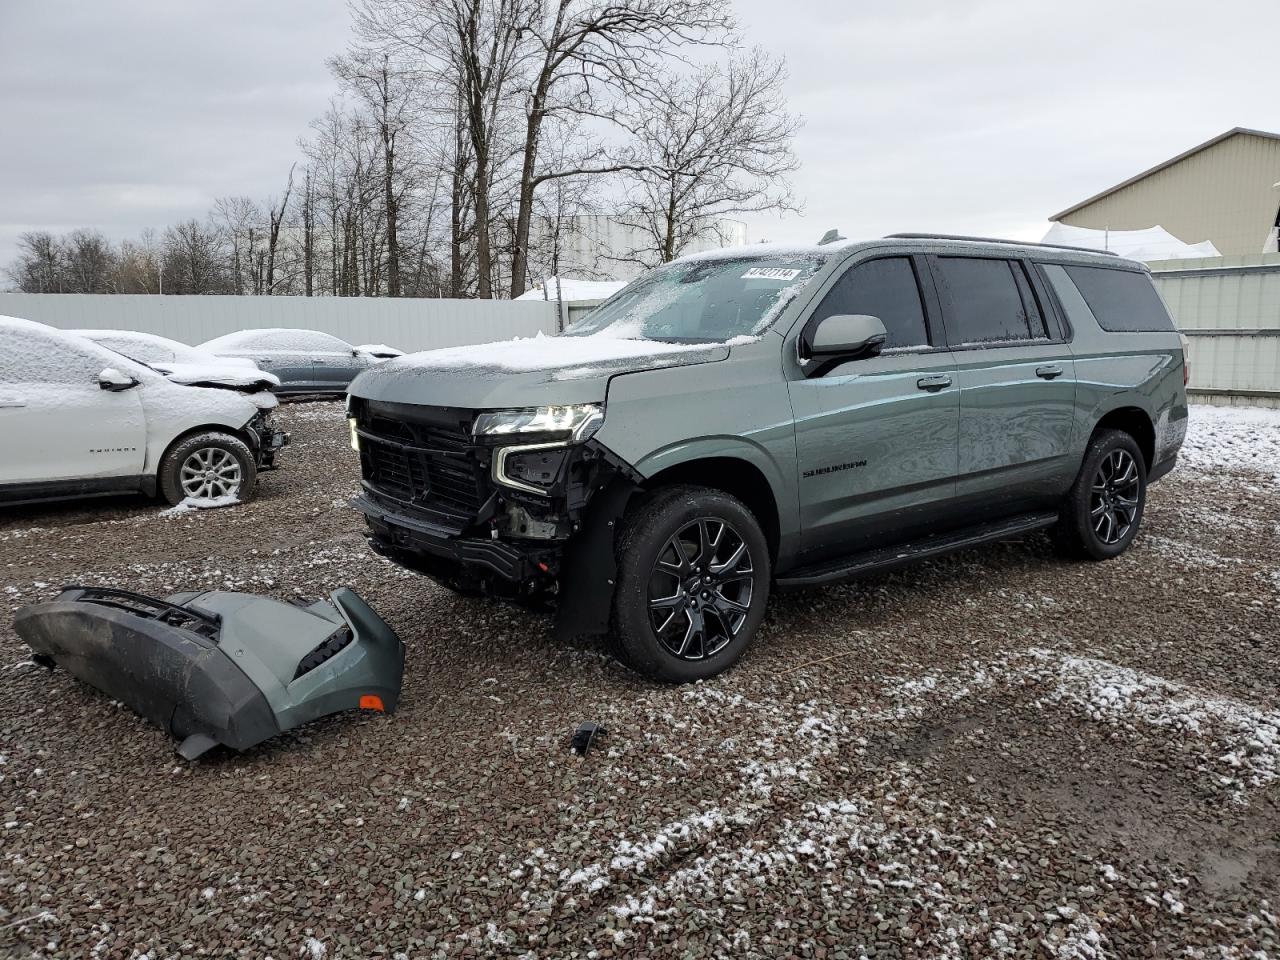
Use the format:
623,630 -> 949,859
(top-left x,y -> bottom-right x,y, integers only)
1042,223 -> 1220,262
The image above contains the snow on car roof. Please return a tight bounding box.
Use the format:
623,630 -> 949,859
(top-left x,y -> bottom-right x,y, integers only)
199,328 -> 353,351
71,328 -> 192,347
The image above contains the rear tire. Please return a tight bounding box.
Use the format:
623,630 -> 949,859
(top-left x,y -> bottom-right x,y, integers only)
159,432 -> 257,506
611,485 -> 771,683
1052,429 -> 1147,561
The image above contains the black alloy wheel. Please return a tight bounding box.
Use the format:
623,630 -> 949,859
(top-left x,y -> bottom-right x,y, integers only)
1090,448 -> 1141,545
647,518 -> 755,661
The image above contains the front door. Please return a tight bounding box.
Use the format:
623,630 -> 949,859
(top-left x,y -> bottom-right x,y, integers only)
927,255 -> 1077,508
787,255 -> 960,562
0,326 -> 146,486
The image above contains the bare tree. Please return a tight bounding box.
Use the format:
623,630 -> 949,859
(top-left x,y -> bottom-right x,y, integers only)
330,51 -> 424,297
351,0 -> 528,298
161,219 -> 227,294
114,231 -> 163,294
505,0 -> 733,296
615,49 -> 800,266
264,165 -> 295,295
7,231 -> 64,292
212,196 -> 261,295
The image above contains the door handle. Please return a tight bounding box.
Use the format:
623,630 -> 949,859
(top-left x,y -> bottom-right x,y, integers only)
0,398 -> 26,408
916,375 -> 952,392
1036,364 -> 1064,380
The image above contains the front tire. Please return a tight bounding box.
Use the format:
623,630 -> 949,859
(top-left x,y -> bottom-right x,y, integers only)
1052,429 -> 1147,561
159,432 -> 257,506
612,486 -> 771,683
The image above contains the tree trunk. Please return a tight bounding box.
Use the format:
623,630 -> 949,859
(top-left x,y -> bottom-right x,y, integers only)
509,106 -> 543,299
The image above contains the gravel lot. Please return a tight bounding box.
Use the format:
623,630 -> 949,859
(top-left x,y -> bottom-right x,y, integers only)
2,402 -> 1279,959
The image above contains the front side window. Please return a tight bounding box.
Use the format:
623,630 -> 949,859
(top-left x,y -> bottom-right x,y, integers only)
563,254 -> 826,343
808,257 -> 930,349
0,329 -> 109,385
934,257 -> 1044,345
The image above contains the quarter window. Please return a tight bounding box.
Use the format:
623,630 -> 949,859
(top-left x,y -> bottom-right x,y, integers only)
809,257 -> 930,349
934,257 -> 1044,344
1062,265 -> 1175,332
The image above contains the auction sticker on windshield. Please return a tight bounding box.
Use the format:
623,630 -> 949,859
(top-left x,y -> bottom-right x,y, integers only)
742,267 -> 802,281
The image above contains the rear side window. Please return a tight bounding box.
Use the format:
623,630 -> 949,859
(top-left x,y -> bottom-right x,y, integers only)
933,257 -> 1045,344
1062,265 -> 1174,332
810,257 -> 930,349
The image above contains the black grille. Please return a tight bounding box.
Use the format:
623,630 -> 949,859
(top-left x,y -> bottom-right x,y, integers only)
294,626 -> 354,679
358,408 -> 484,531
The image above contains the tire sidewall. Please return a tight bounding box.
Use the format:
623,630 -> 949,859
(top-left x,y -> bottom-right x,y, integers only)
614,488 -> 771,683
159,432 -> 257,506
1072,432 -> 1147,560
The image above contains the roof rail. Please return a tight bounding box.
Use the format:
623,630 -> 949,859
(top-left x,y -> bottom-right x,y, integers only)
884,232 -> 1120,257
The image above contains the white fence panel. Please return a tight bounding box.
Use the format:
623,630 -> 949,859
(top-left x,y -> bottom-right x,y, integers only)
0,294 -> 559,353
1150,256 -> 1280,408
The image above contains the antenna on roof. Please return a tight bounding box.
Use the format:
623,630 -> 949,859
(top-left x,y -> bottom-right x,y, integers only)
817,229 -> 845,246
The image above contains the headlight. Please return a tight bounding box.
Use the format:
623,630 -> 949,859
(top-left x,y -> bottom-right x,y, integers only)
472,404 -> 603,444
348,417 -> 360,452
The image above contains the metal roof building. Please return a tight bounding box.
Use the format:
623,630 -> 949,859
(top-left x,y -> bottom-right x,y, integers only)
1050,128 -> 1280,257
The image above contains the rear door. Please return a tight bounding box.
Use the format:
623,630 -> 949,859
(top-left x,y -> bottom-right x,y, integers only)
238,332 -> 318,392
305,333 -> 366,391
787,254 -> 960,562
927,255 -> 1077,508
0,326 -> 146,486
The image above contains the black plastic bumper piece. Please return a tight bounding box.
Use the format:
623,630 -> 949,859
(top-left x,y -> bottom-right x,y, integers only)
14,589 -> 278,755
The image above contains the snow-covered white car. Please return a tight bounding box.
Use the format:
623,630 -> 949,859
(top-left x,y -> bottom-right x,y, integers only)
71,329 -> 280,391
199,328 -> 374,395
0,317 -> 289,507
355,343 -> 405,360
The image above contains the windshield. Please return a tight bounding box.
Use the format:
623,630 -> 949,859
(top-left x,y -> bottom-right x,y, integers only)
96,344 -> 160,373
563,254 -> 825,343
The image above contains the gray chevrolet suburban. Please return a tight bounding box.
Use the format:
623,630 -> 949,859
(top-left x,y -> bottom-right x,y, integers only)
347,234 -> 1188,681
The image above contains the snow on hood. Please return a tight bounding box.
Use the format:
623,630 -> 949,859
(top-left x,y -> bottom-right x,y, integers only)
157,362 -> 280,389
380,331 -> 753,375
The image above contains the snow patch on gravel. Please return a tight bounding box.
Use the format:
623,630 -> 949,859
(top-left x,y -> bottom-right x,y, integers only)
1181,405 -> 1280,479
159,494 -> 240,516
1031,649 -> 1280,802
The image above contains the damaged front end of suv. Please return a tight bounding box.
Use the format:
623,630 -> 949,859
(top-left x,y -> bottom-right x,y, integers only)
347,395 -> 641,638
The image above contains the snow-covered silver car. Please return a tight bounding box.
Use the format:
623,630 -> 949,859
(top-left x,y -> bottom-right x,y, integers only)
199,328 -> 375,395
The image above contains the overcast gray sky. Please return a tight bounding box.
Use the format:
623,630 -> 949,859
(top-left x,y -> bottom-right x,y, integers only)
1,0 -> 1277,270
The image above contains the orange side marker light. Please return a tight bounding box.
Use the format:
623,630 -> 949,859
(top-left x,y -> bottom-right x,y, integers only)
359,694 -> 385,712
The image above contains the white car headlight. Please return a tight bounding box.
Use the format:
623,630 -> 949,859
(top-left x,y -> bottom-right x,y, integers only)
472,404 -> 603,443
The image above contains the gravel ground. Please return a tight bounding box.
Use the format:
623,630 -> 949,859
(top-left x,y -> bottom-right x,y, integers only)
2,402 -> 1278,959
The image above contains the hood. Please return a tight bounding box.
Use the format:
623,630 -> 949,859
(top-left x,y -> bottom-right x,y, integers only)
157,362 -> 281,391
349,332 -> 730,408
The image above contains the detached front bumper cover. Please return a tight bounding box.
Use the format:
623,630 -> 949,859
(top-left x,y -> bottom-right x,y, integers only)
14,585 -> 404,760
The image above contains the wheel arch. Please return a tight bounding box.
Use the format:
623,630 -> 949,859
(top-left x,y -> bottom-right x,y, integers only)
1090,405 -> 1156,471
641,456 -> 782,565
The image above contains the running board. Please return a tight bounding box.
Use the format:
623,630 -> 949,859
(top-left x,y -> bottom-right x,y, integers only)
775,511 -> 1060,589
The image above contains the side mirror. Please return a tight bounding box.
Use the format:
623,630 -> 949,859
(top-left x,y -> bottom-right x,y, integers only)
98,367 -> 138,392
806,314 -> 888,363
